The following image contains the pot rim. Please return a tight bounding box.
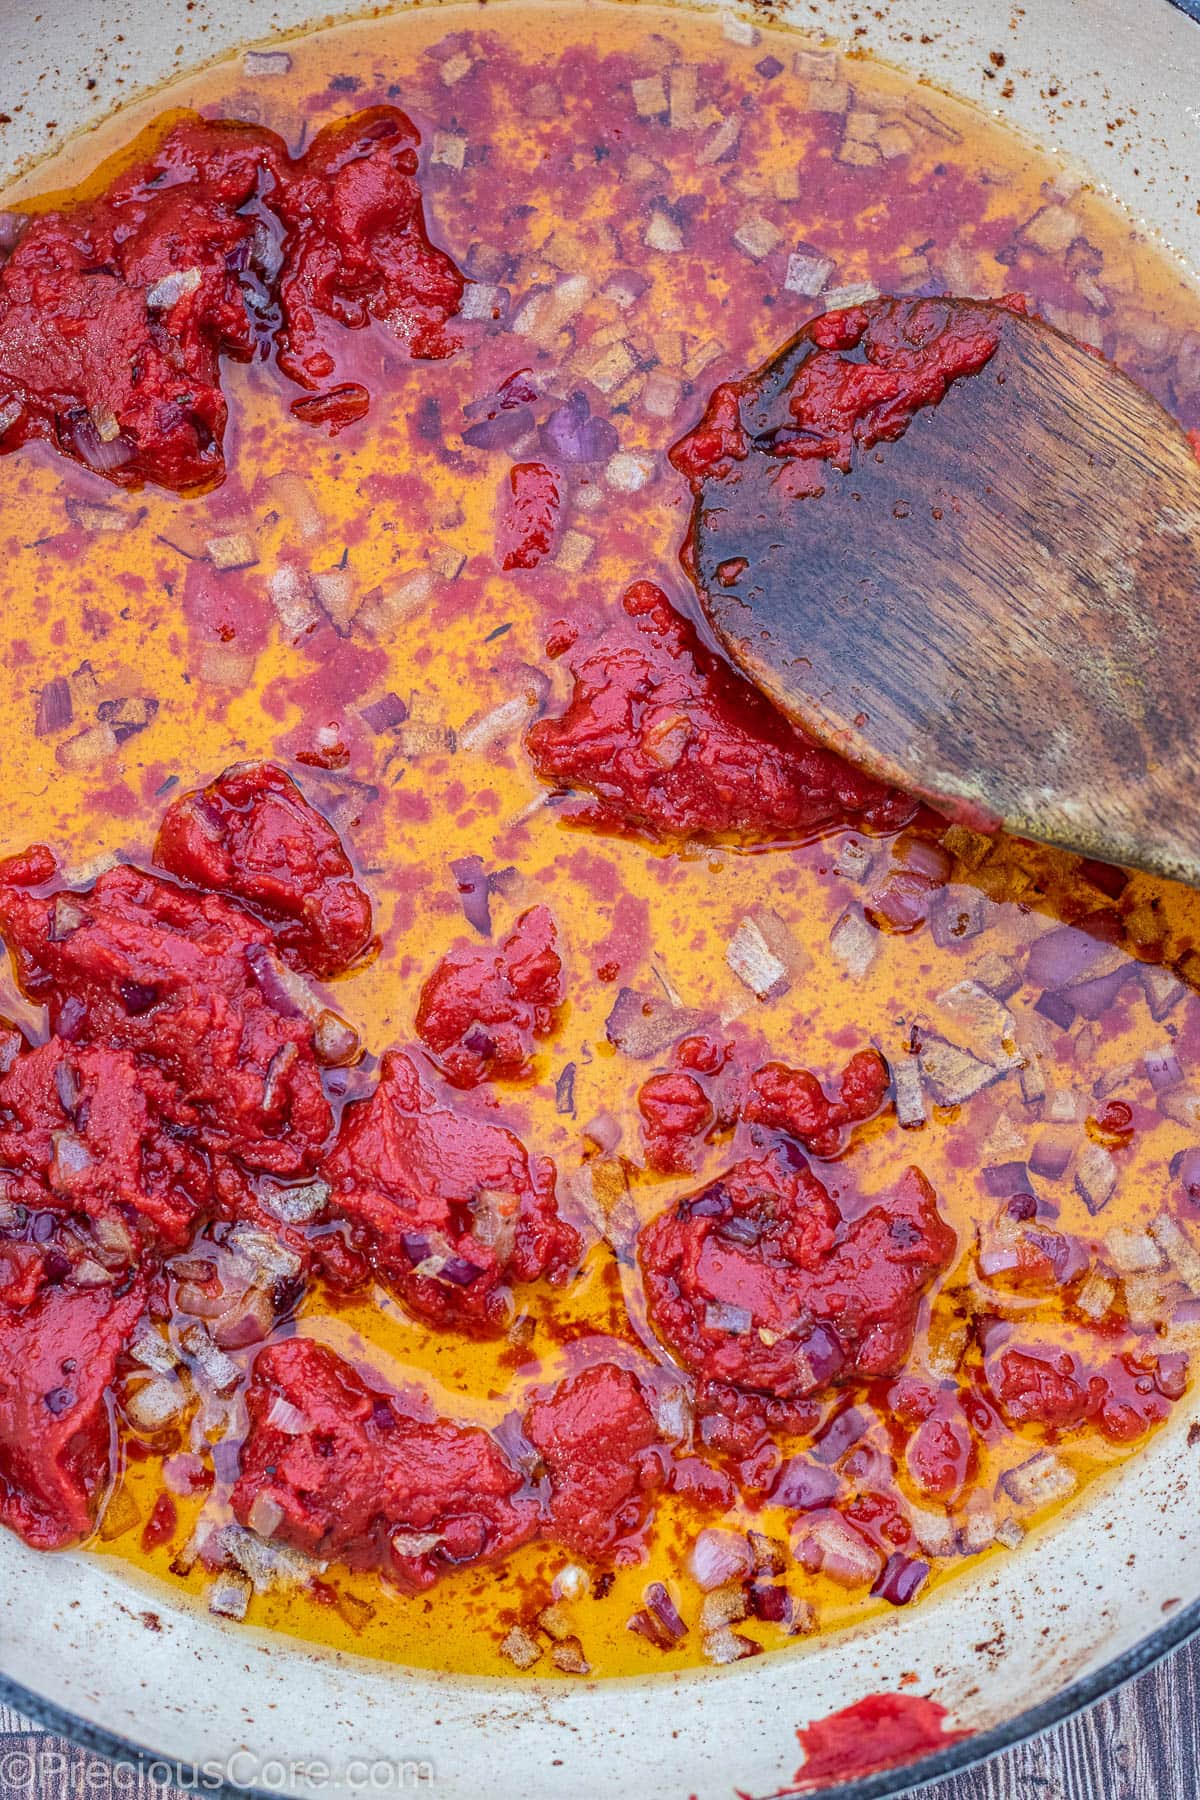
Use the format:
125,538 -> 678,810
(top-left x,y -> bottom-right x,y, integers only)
1,0 -> 1199,1795
2,1591 -> 1199,1799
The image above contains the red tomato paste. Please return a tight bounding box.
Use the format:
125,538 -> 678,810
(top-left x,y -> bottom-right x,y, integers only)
156,760 -> 373,979
415,904 -> 563,1087
525,581 -> 915,841
232,1337 -> 539,1590
322,1048 -> 579,1332
524,1363 -> 664,1563
0,108 -> 463,491
640,1151 -> 955,1400
671,295 -> 1019,503
784,1692 -> 971,1792
0,1277 -> 148,1549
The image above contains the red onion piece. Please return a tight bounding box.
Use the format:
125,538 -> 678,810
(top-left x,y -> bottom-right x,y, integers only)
871,1552 -> 929,1606
1154,1352 -> 1189,1400
1069,965 -> 1132,1020
582,1111 -> 621,1154
68,412 -> 136,473
689,1528 -> 752,1592
245,943 -> 306,1017
1035,989 -> 1076,1030
1029,1129 -> 1075,1179
359,692 -> 408,734
449,854 -> 492,936
769,1457 -> 839,1511
749,1582 -> 791,1624
812,1402 -> 867,1465
463,408 -> 534,450
893,835 -> 952,883
981,1160 -> 1029,1197
797,1511 -> 882,1588
0,211 -> 27,254
1026,925 -> 1105,990
605,986 -> 705,1059
35,678 -> 73,738
541,392 -> 619,463
705,1301 -> 752,1335
644,1581 -> 687,1641
866,872 -> 934,933
439,1255 -> 486,1287
1145,1047 -> 1184,1092
555,1063 -> 576,1117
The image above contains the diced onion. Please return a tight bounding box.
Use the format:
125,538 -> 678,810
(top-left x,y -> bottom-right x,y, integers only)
726,916 -> 790,1000
500,1626 -> 541,1669
243,48 -> 293,75
126,1375 -> 188,1432
208,1571 -> 252,1621
689,1528 -> 752,1592
1000,1450 -> 1076,1509
266,1394 -> 309,1435
702,1627 -> 760,1665
247,1493 -> 284,1539
146,267 -> 201,309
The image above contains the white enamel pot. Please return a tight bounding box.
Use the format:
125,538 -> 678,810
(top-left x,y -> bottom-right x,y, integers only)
0,1 -> 1199,1796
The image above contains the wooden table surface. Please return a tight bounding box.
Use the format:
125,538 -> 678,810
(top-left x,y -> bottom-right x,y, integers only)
0,1634 -> 1197,1800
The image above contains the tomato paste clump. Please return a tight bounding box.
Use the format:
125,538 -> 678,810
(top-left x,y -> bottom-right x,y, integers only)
525,582 -> 914,841
0,860 -> 332,1176
742,1048 -> 890,1160
155,761 -> 373,979
639,1149 -> 954,1401
0,106 -> 464,490
272,107 -> 464,389
671,296 -> 1016,494
889,1378 -> 978,1504
524,1363 -> 664,1563
0,1276 -> 148,1549
496,461 -> 561,570
986,1337 -> 1175,1445
322,1049 -> 579,1331
0,1038 -> 207,1261
788,1692 -> 971,1792
0,120 -> 285,491
415,905 -> 563,1087
231,1338 -> 538,1590
637,1071 -> 714,1174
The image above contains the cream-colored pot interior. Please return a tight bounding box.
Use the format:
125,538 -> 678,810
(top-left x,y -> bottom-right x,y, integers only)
0,1 -> 1199,1795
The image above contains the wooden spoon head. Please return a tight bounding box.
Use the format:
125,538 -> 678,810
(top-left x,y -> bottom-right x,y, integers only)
684,298 -> 1200,884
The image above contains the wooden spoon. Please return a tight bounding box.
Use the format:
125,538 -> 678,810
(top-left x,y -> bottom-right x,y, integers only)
683,298 -> 1200,884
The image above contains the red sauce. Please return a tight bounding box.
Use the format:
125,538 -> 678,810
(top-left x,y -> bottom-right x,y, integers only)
497,461 -> 562,571
0,1278 -> 148,1548
639,1154 -> 955,1401
525,580 -> 915,841
322,1048 -> 579,1332
672,295 -> 1020,506
415,903 -> 563,1086
524,1362 -> 664,1562
0,764 -> 581,1544
156,760 -> 374,979
785,1692 -> 971,1791
231,1337 -> 538,1590
0,109 -> 463,492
